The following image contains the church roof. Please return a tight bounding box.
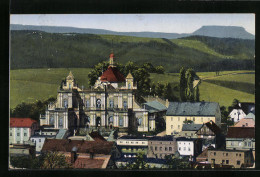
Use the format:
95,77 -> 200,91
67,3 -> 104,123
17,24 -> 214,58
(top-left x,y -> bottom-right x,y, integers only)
66,71 -> 74,80
100,66 -> 125,82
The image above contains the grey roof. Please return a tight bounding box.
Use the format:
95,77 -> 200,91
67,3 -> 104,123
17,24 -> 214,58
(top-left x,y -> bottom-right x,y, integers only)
182,124 -> 203,131
166,102 -> 219,116
143,101 -> 167,113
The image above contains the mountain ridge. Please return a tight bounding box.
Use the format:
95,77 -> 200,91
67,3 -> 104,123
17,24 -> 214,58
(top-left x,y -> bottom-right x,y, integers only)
10,24 -> 255,40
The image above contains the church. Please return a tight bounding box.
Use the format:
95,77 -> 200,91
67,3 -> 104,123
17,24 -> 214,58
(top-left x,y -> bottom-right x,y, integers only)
40,53 -> 165,134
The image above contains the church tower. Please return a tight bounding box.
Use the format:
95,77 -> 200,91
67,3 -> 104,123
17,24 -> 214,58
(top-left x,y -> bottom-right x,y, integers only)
126,72 -> 134,89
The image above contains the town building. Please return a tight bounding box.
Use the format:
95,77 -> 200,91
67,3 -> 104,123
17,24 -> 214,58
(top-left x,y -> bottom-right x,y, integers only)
30,133 -> 55,154
176,124 -> 203,138
207,149 -> 254,168
226,127 -> 255,151
234,113 -> 255,127
39,53 -> 164,134
196,121 -> 225,150
176,137 -> 203,161
166,102 -> 221,135
116,135 -> 149,158
9,118 -> 39,145
41,139 -> 121,169
9,143 -> 36,157
147,136 -> 177,159
229,102 -> 255,123
142,101 -> 167,132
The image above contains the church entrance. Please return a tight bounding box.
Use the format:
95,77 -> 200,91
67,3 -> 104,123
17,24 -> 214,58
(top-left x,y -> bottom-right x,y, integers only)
96,117 -> 101,127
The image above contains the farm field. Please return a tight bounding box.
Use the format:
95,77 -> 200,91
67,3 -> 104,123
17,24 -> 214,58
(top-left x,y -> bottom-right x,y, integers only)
10,69 -> 255,109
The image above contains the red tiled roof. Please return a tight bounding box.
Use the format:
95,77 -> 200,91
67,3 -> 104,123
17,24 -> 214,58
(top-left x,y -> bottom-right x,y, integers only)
74,157 -> 105,169
10,118 -> 37,128
100,66 -> 125,82
89,131 -> 107,142
226,127 -> 255,139
42,139 -> 114,155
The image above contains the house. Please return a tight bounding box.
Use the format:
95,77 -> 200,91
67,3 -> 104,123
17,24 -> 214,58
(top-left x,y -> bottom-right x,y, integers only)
196,146 -> 214,163
176,124 -> 203,138
196,121 -> 225,150
234,113 -> 255,127
39,53 -> 160,134
226,127 -> 255,151
147,136 -> 177,159
9,118 -> 39,145
229,102 -> 255,123
142,101 -> 167,132
9,143 -> 36,157
207,149 -> 254,168
41,139 -> 121,169
116,135 -> 149,158
30,134 -> 55,154
176,137 -> 203,161
166,102 -> 221,135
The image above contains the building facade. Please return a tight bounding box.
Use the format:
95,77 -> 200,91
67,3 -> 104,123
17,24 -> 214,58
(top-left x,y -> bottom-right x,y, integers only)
208,149 -> 254,168
147,136 -> 177,159
40,54 -> 157,134
9,118 -> 39,145
166,102 -> 221,135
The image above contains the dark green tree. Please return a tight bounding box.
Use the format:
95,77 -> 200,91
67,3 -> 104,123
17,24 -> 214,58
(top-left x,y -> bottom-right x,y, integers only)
179,67 -> 187,101
194,86 -> 200,102
185,68 -> 196,102
155,65 -> 165,74
163,82 -> 173,100
88,61 -> 109,86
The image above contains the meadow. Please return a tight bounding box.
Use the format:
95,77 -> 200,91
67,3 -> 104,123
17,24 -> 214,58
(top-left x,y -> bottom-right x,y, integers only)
10,69 -> 255,109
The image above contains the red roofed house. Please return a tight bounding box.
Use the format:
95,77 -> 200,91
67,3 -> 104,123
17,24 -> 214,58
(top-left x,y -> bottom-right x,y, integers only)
41,139 -> 121,169
9,118 -> 39,145
40,53 -> 154,134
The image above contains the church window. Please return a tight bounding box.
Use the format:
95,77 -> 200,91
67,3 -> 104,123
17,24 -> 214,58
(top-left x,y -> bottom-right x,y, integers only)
86,100 -> 90,108
110,100 -> 114,108
123,101 -> 127,109
59,117 -> 63,128
96,99 -> 101,108
49,117 -> 54,125
109,116 -> 113,123
119,117 -> 124,126
138,118 -> 142,126
128,83 -> 131,89
69,83 -> 71,89
64,100 -> 68,108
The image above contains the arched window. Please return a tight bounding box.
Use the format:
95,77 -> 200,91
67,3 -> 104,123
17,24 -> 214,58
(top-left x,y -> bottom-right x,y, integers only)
86,100 -> 90,108
138,118 -> 142,126
109,116 -> 113,124
64,100 -> 68,108
119,117 -> 124,127
49,117 -> 54,125
123,101 -> 127,109
96,99 -> 101,108
58,117 -> 63,128
110,100 -> 114,108
128,83 -> 131,89
69,83 -> 71,89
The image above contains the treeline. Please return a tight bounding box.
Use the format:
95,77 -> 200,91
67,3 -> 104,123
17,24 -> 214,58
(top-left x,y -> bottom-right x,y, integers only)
11,30 -> 254,73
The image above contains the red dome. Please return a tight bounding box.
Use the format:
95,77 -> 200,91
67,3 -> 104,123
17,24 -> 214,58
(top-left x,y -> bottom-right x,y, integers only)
100,66 -> 125,82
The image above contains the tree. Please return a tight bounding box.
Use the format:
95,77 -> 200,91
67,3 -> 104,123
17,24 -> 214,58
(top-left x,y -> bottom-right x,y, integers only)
141,62 -> 155,73
165,154 -> 191,169
179,67 -> 187,101
162,82 -> 172,100
155,65 -> 165,74
220,106 -> 234,126
41,151 -> 71,169
123,152 -> 150,169
88,61 -> 109,86
132,68 -> 151,96
231,98 -> 240,108
194,86 -> 200,102
185,68 -> 196,102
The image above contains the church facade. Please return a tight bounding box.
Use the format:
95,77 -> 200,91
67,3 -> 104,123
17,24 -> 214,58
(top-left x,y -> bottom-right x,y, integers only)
40,54 -> 153,134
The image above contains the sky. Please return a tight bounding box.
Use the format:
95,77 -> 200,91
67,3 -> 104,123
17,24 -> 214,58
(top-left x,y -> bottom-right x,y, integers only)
10,14 -> 255,35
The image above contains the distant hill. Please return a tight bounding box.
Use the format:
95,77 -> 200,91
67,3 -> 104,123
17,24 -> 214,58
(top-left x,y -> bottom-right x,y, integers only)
10,24 -> 255,40
10,30 -> 254,72
192,26 -> 255,40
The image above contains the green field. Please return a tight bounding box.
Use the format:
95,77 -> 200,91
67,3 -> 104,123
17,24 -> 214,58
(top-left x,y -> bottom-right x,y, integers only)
10,69 -> 255,109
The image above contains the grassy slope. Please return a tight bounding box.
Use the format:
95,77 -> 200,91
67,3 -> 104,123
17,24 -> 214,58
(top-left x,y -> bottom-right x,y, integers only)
10,68 -> 255,109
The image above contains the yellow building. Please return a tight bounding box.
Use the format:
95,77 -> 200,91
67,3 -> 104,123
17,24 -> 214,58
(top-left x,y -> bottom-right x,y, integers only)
166,102 -> 221,135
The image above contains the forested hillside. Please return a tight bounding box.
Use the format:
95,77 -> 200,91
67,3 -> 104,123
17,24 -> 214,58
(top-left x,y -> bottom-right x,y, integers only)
10,30 -> 255,72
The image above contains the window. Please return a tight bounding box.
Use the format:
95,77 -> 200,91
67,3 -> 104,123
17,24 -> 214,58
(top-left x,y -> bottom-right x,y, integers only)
237,161 -> 240,165
119,117 -> 123,127
245,142 -> 247,146
178,125 -> 180,129
10,133 -> 12,136
128,83 -> 131,89
69,83 -> 71,89
24,133 -> 27,136
222,160 -> 225,164
150,146 -> 153,150
226,160 -> 229,164
226,153 -> 228,156
155,146 -> 157,151
123,101 -> 127,109
142,142 -> 145,144
169,147 -> 172,151
171,125 -> 173,129
201,118 -> 203,122
138,118 -> 142,126
109,116 -> 113,124
59,117 -> 63,128
178,117 -> 180,121
179,147 -> 181,151
188,147 -> 191,151
39,139 -> 41,142
86,100 -> 90,108
184,147 -> 186,151
236,153 -> 238,156
246,123 -> 248,126
191,133 -> 193,136
171,117 -> 173,121
248,142 -> 252,147
214,152 -> 216,156
109,100 -> 114,108
96,99 -> 101,108
64,100 -> 68,108
165,147 -> 168,151
17,133 -> 20,136
185,133 -> 187,136
239,154 -> 241,157
17,141 -> 20,144
160,147 -> 162,151
49,117 -> 54,125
